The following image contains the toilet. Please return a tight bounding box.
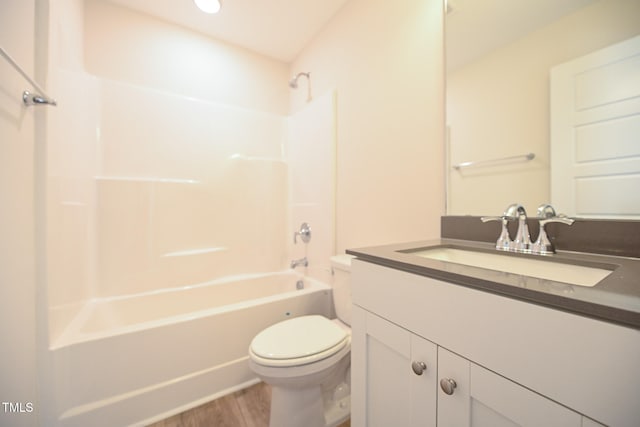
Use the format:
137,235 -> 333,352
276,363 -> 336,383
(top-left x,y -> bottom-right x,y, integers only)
248,255 -> 353,427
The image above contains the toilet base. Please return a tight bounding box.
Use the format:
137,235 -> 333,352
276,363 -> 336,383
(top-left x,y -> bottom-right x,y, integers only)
324,385 -> 350,427
270,385 -> 324,427
269,381 -> 350,427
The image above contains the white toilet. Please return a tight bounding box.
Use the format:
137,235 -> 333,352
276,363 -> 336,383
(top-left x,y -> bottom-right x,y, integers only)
248,255 -> 353,427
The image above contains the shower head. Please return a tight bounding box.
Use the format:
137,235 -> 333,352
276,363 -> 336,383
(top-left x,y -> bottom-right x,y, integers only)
289,72 -> 310,89
289,72 -> 312,102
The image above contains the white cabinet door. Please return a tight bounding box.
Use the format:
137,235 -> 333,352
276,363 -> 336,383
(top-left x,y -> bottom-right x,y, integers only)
438,347 -> 582,427
351,306 -> 437,427
437,346 -> 470,427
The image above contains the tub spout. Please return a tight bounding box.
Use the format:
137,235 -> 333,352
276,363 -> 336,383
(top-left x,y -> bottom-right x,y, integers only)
290,257 -> 308,269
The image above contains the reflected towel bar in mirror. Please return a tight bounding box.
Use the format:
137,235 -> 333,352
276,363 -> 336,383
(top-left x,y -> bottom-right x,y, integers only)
453,152 -> 535,170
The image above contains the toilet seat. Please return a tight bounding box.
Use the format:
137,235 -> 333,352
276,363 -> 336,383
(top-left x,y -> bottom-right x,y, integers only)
250,315 -> 349,367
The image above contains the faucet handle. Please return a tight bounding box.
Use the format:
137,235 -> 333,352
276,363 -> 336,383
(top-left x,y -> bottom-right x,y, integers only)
480,216 -> 504,223
293,222 -> 311,244
532,216 -> 575,254
480,216 -> 512,251
539,216 -> 574,227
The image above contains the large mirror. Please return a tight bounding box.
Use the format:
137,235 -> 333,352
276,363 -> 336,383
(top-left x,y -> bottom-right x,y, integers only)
445,0 -> 640,218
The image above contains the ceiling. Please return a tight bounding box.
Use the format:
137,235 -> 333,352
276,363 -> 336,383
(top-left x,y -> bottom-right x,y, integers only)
103,0 -> 597,67
446,0 -> 597,71
104,0 -> 350,63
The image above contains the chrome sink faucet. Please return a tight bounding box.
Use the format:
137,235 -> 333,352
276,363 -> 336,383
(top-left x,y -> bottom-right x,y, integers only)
481,203 -> 531,252
506,203 -> 532,253
483,204 -> 575,255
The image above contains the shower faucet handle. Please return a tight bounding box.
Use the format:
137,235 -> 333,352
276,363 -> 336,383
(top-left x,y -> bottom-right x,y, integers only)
293,222 -> 311,244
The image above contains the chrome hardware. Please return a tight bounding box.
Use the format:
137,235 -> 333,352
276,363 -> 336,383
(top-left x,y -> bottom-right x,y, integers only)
453,152 -> 535,170
481,203 -> 531,252
294,222 -> 311,244
411,361 -> 427,376
290,257 -> 308,269
504,203 -> 531,253
484,203 -> 575,256
531,204 -> 574,255
1,47 -> 57,107
536,203 -> 556,219
296,280 -> 304,290
480,216 -> 511,251
440,378 -> 457,395
22,90 -> 57,106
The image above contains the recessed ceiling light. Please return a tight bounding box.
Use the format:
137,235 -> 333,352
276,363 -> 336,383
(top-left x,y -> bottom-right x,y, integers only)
194,0 -> 221,14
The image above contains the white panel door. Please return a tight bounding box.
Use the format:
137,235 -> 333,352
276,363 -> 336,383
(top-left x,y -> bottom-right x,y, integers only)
550,35 -> 640,218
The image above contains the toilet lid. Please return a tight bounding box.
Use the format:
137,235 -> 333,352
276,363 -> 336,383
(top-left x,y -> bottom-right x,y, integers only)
250,315 -> 348,362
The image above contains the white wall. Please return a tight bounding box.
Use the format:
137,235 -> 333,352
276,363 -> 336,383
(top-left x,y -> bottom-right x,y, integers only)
290,0 -> 446,253
287,91 -> 336,283
83,0 -> 289,115
0,0 -> 39,426
447,0 -> 640,216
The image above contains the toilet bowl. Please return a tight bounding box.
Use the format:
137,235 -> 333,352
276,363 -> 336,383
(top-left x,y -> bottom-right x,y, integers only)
248,255 -> 353,427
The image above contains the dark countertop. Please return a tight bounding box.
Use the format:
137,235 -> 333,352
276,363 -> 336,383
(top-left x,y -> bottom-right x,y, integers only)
347,239 -> 640,330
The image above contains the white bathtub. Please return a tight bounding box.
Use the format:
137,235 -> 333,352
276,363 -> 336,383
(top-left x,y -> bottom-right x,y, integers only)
49,272 -> 333,427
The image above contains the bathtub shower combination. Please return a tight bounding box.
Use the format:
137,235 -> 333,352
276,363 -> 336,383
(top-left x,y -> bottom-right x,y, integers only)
51,272 -> 331,427
46,70 -> 335,426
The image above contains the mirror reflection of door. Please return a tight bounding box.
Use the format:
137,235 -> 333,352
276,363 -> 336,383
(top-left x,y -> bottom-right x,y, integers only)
551,35 -> 640,219
445,0 -> 640,217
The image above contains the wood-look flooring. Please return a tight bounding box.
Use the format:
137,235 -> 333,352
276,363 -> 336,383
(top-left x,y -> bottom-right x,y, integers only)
147,382 -> 350,427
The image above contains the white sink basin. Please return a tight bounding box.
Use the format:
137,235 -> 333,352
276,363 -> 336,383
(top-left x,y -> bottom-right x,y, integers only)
410,247 -> 612,287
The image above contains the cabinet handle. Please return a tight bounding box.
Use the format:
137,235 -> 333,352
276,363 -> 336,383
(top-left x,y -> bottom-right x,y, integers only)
440,378 -> 457,395
411,361 -> 427,375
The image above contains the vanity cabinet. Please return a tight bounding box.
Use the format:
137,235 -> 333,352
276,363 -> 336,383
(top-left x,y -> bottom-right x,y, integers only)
350,259 -> 637,427
352,307 -> 590,427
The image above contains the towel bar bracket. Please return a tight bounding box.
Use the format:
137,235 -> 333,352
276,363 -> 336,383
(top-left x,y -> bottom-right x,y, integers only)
1,46 -> 57,107
22,90 -> 57,106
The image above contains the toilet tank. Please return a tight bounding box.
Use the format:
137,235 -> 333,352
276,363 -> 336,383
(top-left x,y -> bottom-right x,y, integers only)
330,254 -> 354,326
